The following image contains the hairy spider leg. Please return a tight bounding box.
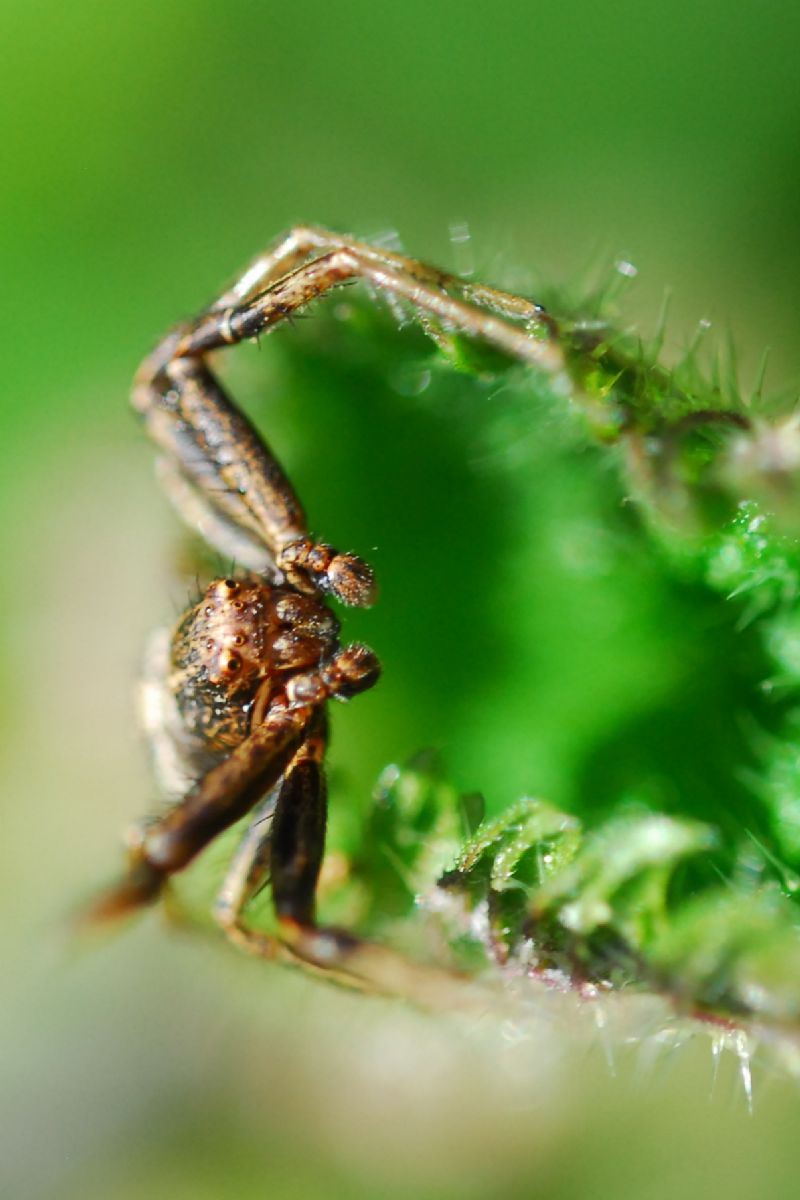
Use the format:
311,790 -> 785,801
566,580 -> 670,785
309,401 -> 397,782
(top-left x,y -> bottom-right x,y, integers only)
131,226 -> 565,604
132,356 -> 376,606
211,224 -> 558,336
266,720 -> 330,929
171,244 -> 564,374
215,724 -> 494,1008
144,631 -> 378,874
153,455 -> 280,578
214,788 -> 279,934
86,701 -> 316,922
89,639 -> 378,922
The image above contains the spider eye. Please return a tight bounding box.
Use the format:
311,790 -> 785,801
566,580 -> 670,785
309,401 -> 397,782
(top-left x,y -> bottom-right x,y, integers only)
232,634 -> 246,646
224,579 -> 239,592
224,654 -> 242,673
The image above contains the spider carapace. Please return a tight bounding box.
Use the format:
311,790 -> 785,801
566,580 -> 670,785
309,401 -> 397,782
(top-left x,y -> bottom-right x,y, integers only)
89,225 -> 562,999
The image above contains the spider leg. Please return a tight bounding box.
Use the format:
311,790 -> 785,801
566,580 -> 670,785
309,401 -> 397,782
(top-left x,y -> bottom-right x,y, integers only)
85,701 -> 316,923
132,227 -> 562,604
213,225 -> 557,336
213,729 -> 354,977
88,635 -> 380,924
216,721 -> 495,1009
154,455 -> 280,578
133,357 -> 376,605
142,702 -> 315,875
201,224 -> 464,308
212,785 -> 287,961
168,245 -> 564,373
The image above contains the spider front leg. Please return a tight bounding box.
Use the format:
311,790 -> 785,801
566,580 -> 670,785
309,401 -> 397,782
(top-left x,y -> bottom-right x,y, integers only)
132,226 -> 564,606
87,640 -> 380,923
217,720 -> 495,1008
170,241 -> 564,373
211,224 -> 559,337
132,355 -> 377,606
85,700 -> 317,923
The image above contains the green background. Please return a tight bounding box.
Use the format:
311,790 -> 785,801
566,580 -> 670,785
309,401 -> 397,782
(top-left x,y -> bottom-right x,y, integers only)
3,2 -> 800,1198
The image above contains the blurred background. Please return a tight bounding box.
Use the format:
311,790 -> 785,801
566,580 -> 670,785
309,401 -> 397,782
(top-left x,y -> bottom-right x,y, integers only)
3,1 -> 800,1197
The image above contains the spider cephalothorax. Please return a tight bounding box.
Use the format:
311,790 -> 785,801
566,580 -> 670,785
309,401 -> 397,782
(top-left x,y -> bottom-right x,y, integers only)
90,226 -> 562,998
169,577 -> 372,750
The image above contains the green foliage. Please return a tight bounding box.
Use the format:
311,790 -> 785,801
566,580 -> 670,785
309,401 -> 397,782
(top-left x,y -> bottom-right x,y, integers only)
247,278 -> 800,1038
342,756 -> 800,1031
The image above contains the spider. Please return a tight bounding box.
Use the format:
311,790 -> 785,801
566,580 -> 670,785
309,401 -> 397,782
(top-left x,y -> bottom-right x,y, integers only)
89,225 -> 565,1001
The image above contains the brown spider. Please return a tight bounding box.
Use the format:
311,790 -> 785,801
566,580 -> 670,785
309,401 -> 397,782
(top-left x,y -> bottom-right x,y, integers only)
89,226 -> 564,1001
